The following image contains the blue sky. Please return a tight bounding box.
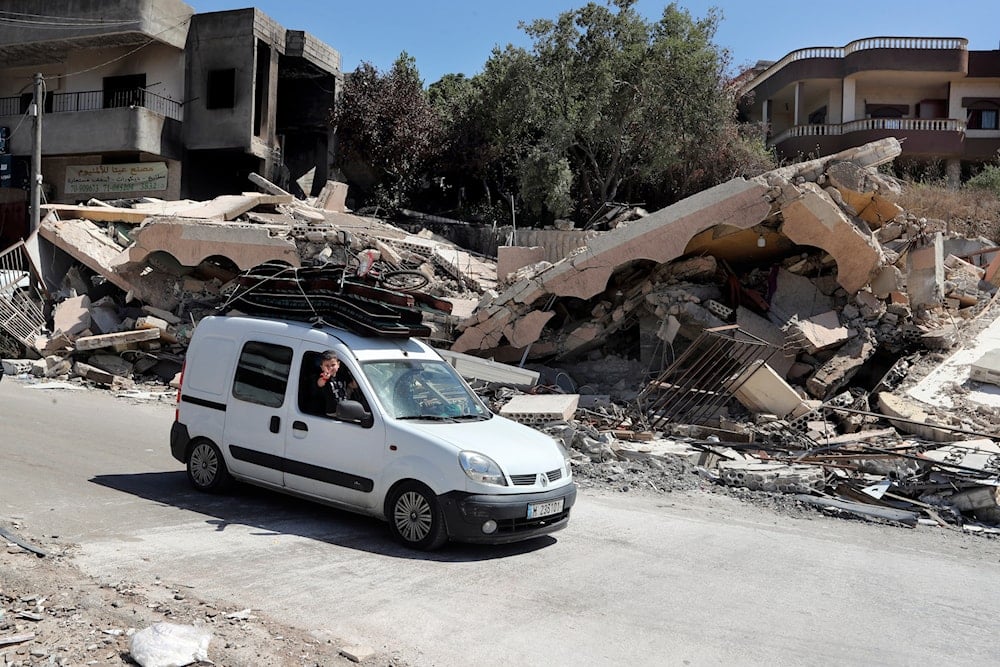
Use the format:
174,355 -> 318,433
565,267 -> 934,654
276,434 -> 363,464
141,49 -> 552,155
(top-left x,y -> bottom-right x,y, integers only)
188,0 -> 1000,84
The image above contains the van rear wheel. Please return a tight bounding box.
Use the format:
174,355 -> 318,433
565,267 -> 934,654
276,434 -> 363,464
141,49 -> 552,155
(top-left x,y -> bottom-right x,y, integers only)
388,482 -> 447,550
187,440 -> 231,492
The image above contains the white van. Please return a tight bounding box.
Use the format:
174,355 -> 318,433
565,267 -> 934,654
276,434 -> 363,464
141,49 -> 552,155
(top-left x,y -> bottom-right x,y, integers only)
170,315 -> 577,550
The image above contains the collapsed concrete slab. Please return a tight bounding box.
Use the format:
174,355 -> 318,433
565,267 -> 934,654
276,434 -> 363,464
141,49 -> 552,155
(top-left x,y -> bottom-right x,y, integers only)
453,178 -> 772,354
777,183 -> 885,294
111,217 -> 300,272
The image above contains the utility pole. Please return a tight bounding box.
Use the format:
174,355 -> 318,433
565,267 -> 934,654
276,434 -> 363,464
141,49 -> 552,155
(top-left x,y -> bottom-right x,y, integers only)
30,72 -> 42,235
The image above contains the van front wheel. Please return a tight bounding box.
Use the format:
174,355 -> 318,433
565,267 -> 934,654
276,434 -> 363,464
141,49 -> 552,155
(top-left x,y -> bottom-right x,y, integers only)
388,482 -> 447,550
187,440 -> 231,492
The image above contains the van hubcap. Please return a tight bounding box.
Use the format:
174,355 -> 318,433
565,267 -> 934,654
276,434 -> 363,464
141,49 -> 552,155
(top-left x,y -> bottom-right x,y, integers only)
190,444 -> 218,487
394,491 -> 432,542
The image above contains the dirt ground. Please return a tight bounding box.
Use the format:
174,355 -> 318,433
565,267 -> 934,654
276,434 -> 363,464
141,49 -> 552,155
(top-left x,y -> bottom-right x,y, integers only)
0,527 -> 405,667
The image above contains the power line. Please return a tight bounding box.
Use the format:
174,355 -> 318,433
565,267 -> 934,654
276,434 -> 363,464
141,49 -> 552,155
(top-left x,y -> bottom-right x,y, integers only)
0,16 -> 140,28
55,14 -> 193,81
0,8 -> 139,23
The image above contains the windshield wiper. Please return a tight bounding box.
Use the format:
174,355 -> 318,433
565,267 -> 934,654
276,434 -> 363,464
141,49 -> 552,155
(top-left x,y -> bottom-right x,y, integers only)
451,413 -> 490,421
396,414 -> 458,422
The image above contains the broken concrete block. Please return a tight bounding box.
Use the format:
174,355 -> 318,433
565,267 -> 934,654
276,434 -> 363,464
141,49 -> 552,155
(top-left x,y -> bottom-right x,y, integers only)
717,461 -> 825,493
141,305 -> 181,326
876,392 -> 960,442
89,297 -> 123,334
87,353 -> 134,377
779,183 -> 884,294
73,361 -> 115,385
968,349 -> 1000,387
53,295 -> 92,337
870,265 -> 904,299
315,180 -> 349,212
728,360 -> 813,419
806,329 -> 876,399
767,267 -> 834,325
44,355 -> 72,378
789,310 -> 848,353
499,394 -> 580,425
75,328 -> 160,351
906,232 -> 945,308
2,359 -> 33,376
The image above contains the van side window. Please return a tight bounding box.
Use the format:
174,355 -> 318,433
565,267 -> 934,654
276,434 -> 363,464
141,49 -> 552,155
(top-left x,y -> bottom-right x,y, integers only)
232,341 -> 293,408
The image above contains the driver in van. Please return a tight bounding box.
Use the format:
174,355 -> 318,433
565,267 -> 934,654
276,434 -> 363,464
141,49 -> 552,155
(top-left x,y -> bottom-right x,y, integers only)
300,350 -> 359,416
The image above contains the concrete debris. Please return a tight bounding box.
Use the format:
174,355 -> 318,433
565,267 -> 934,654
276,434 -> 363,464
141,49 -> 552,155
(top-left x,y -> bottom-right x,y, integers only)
7,136 -> 1000,533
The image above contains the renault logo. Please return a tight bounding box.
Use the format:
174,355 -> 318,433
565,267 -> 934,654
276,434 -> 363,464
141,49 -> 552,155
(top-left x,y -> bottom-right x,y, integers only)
539,473 -> 548,488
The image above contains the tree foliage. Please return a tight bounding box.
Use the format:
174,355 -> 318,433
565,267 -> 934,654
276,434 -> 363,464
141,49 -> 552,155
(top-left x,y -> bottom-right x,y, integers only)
331,53 -> 443,209
331,2 -> 774,225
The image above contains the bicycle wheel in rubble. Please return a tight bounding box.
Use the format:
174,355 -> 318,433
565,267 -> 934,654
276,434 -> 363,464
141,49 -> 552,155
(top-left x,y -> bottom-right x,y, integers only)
381,270 -> 430,292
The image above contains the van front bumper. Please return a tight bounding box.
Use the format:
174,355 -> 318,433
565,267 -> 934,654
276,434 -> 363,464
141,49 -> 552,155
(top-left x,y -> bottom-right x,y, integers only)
438,483 -> 577,544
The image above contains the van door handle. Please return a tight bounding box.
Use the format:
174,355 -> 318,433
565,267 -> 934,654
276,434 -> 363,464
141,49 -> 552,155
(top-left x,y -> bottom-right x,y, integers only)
269,415 -> 281,433
292,420 -> 307,432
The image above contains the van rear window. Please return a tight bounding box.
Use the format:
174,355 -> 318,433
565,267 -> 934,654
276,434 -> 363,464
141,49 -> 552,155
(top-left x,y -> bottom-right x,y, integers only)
232,341 -> 293,408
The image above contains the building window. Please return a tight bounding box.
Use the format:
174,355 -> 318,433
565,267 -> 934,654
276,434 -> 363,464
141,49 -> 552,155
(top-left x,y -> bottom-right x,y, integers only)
206,69 -> 236,109
970,108 -> 999,130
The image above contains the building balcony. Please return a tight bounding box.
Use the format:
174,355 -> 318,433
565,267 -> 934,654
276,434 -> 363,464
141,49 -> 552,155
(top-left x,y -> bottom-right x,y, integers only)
0,88 -> 183,159
742,36 -> 968,101
769,118 -> 967,159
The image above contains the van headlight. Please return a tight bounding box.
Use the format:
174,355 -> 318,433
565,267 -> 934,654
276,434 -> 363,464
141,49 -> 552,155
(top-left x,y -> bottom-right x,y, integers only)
459,451 -> 507,486
555,441 -> 573,478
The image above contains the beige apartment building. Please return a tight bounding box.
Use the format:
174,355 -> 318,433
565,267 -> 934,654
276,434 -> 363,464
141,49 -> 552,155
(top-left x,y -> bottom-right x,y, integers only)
738,36 -> 1000,183
0,0 -> 341,230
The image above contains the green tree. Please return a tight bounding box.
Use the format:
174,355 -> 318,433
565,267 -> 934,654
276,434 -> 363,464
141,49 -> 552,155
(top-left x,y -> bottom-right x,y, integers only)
477,0 -> 773,222
332,54 -> 443,210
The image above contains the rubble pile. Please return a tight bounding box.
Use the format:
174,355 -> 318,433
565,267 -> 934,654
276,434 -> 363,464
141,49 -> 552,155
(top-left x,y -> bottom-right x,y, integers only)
5,137 -> 1000,534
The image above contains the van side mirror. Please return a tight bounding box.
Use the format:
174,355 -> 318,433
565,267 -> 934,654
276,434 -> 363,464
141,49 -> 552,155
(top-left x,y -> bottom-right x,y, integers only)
335,400 -> 374,428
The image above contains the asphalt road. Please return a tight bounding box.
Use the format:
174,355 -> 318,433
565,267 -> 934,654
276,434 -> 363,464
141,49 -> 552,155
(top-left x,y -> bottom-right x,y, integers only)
3,377 -> 1000,666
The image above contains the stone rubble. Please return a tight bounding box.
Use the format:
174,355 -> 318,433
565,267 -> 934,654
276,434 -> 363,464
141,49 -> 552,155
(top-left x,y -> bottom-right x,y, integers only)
4,138 -> 1000,534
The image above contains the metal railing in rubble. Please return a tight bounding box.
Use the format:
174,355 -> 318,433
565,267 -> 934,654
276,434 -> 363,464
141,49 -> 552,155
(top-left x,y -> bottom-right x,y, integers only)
0,87 -> 182,121
0,241 -> 47,352
637,325 -> 781,428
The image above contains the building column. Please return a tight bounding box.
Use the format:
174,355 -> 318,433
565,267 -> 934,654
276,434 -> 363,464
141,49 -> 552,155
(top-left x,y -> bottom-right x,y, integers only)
793,82 -> 802,126
842,78 -> 856,122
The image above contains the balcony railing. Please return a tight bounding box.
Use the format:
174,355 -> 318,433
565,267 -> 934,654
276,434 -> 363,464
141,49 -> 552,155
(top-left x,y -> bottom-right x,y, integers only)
742,36 -> 969,95
769,118 -> 966,146
0,87 -> 181,121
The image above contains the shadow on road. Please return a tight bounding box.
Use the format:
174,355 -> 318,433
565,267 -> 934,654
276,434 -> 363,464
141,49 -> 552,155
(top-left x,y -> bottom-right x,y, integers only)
89,471 -> 557,562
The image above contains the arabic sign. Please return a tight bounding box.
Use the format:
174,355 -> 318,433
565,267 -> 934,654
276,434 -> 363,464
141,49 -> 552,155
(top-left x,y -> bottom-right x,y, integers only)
65,162 -> 168,194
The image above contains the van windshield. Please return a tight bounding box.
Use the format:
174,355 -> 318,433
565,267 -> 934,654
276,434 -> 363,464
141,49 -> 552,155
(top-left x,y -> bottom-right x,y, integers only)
361,360 -> 491,421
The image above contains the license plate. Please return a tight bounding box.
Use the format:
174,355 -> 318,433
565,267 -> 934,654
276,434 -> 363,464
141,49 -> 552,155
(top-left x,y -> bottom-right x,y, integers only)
527,498 -> 564,519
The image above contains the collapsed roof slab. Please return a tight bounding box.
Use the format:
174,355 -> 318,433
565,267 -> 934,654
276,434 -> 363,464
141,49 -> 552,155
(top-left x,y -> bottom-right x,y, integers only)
539,179 -> 771,300
110,217 -> 300,272
452,178 -> 771,355
37,216 -> 174,307
778,183 -> 885,294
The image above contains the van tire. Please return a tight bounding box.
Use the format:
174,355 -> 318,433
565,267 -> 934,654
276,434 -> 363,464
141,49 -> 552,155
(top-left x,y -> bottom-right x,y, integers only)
187,440 -> 232,493
387,482 -> 447,550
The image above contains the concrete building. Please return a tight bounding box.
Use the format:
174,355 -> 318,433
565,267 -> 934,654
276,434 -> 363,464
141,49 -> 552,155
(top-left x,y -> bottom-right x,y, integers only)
0,0 -> 341,212
738,36 -> 1000,183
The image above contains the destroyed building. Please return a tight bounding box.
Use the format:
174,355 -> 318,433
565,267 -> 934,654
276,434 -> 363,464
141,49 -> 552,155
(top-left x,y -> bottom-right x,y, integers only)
0,0 -> 342,243
3,133 -> 1000,536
